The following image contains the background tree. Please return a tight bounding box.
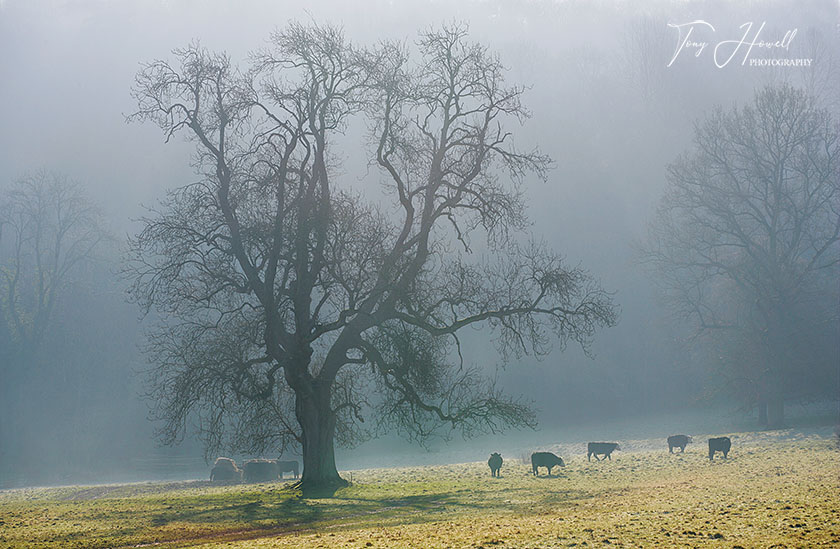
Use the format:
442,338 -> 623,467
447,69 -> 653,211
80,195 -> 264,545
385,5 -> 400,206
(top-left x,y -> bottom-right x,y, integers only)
128,23 -> 617,490
620,15 -> 671,108
643,85 -> 840,428
0,171 -> 106,476
0,172 -> 105,351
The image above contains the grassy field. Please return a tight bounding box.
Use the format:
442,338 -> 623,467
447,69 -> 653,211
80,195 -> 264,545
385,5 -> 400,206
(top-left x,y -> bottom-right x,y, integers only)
1,428 -> 837,548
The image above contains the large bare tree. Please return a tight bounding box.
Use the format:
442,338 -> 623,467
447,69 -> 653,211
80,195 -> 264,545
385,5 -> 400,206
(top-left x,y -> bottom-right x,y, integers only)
643,85 -> 840,428
128,23 -> 616,489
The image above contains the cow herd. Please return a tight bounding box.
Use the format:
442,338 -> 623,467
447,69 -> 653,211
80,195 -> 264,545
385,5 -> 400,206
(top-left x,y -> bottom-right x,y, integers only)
490,435 -> 734,477
209,457 -> 299,483
210,435 -> 734,482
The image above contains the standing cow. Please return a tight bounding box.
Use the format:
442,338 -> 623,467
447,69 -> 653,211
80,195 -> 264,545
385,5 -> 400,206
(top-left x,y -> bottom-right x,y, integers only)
276,460 -> 299,479
708,437 -> 731,461
667,434 -> 692,453
531,452 -> 565,476
488,453 -> 503,477
587,442 -> 620,461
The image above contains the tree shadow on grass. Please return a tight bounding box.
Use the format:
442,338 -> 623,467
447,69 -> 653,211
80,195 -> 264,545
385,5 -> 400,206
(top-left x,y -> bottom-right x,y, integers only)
141,481 -> 594,545
137,492 -> 487,547
327,486 -> 592,519
148,491 -> 321,529
145,491 -> 456,535
32,483 -> 596,548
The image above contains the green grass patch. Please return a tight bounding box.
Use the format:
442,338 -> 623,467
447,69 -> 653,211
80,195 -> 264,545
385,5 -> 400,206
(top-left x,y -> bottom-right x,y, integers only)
1,430 -> 838,547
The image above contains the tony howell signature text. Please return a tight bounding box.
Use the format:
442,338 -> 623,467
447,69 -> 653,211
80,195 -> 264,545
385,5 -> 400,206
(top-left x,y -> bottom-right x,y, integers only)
667,20 -> 811,68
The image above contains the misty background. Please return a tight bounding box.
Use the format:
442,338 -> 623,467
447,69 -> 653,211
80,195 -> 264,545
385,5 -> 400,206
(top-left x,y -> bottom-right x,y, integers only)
0,0 -> 837,488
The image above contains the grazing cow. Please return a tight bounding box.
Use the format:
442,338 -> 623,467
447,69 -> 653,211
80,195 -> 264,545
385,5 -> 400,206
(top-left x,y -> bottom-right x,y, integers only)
276,459 -> 299,479
243,459 -> 280,482
708,437 -> 731,461
667,434 -> 692,453
210,457 -> 242,482
531,452 -> 565,476
488,453 -> 503,477
587,442 -> 620,461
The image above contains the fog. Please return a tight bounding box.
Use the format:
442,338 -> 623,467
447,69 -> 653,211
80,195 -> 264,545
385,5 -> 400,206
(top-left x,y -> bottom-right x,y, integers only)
1,0 -> 837,489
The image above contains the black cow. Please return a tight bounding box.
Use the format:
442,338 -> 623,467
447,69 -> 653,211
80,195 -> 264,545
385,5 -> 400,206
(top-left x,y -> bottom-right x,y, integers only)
587,442 -> 620,461
531,452 -> 565,476
276,460 -> 299,479
667,434 -> 692,453
708,437 -> 731,461
488,453 -> 503,477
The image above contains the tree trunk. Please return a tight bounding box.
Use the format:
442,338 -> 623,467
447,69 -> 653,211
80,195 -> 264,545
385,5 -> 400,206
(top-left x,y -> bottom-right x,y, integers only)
763,307 -> 789,430
767,394 -> 784,429
295,381 -> 347,491
758,394 -> 768,425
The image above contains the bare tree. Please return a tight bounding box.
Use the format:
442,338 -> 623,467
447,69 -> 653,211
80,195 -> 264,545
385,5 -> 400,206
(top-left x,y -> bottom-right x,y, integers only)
0,171 -> 105,355
620,15 -> 671,108
0,171 -> 106,473
128,23 -> 617,490
643,85 -> 840,428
